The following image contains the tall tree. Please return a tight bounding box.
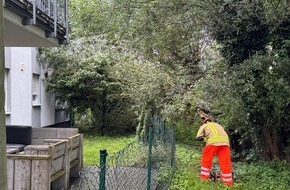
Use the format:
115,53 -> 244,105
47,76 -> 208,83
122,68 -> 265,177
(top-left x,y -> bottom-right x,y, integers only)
192,0 -> 290,161
40,37 -> 135,135
201,0 -> 269,65
66,0 -> 205,135
43,0 -> 290,160
112,58 -> 174,137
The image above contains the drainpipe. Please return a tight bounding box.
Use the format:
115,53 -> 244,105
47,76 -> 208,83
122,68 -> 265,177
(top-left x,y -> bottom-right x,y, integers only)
0,0 -> 8,189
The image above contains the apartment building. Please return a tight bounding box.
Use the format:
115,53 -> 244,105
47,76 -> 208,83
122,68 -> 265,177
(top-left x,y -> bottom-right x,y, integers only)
1,0 -> 69,187
3,0 -> 70,127
4,47 -> 69,127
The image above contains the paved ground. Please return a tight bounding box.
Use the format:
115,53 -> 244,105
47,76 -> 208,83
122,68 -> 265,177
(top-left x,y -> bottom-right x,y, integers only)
70,166 -> 158,190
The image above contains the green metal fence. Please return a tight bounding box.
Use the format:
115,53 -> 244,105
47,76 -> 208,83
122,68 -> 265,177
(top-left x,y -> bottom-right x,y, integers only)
75,115 -> 175,190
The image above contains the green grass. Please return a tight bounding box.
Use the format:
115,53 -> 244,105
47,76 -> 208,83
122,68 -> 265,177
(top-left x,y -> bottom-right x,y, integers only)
82,135 -> 290,190
170,144 -> 290,190
83,134 -> 135,165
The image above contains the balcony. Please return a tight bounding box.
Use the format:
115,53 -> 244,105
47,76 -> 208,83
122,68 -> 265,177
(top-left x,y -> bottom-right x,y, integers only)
3,0 -> 68,47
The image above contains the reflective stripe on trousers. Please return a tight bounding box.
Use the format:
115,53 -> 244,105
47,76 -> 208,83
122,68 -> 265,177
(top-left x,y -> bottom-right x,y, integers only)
221,173 -> 233,182
200,145 -> 233,186
200,166 -> 210,178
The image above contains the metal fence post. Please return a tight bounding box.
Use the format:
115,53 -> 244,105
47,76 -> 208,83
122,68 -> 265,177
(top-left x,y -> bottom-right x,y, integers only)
100,149 -> 107,190
147,124 -> 153,190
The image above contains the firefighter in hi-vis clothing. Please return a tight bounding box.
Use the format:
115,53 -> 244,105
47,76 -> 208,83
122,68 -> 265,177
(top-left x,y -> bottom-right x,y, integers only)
196,107 -> 233,187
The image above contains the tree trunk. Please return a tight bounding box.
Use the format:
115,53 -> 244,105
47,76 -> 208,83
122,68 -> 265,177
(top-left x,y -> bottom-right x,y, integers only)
92,98 -> 107,136
137,102 -> 155,142
183,103 -> 191,121
261,125 -> 282,160
136,109 -> 145,138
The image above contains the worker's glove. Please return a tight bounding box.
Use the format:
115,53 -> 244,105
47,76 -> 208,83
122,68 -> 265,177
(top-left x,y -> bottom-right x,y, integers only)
196,136 -> 207,142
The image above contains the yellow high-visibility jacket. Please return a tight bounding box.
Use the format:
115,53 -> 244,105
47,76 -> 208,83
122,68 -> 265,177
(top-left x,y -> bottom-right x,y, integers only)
196,122 -> 230,146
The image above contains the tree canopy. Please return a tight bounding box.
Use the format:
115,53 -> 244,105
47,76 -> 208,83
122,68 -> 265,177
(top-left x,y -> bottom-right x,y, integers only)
40,0 -> 290,161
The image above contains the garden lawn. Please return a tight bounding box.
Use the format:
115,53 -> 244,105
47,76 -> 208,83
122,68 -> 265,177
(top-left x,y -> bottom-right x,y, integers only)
82,136 -> 290,190
83,135 -> 135,165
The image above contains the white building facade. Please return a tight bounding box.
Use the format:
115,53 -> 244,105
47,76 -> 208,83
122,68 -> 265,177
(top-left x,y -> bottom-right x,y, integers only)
1,0 -> 69,187
4,47 -> 69,127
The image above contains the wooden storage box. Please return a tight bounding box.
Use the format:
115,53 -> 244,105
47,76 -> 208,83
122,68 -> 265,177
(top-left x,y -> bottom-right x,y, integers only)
7,140 -> 68,190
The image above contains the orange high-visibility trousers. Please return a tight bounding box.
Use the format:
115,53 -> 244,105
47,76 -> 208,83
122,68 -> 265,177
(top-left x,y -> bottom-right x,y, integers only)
200,145 -> 233,187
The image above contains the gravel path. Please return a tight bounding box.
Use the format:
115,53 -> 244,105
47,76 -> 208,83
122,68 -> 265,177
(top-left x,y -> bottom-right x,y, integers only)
70,166 -> 158,190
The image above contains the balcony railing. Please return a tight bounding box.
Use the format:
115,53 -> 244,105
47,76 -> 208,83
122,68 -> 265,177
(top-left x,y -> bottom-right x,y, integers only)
4,0 -> 68,45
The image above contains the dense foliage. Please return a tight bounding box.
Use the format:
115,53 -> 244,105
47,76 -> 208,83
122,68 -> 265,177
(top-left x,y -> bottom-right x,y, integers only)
40,0 -> 290,162
202,0 -> 269,65
39,37 -> 137,135
190,0 -> 290,161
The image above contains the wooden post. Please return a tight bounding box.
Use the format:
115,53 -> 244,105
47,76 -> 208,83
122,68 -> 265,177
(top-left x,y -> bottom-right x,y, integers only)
0,1 -> 8,189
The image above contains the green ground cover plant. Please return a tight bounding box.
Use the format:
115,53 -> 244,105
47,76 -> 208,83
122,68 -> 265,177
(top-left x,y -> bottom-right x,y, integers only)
170,145 -> 290,190
82,135 -> 290,189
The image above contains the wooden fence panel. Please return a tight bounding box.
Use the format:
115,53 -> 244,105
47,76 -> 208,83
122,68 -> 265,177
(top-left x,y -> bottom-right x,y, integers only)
7,159 -> 14,190
31,159 -> 51,190
14,159 -> 31,190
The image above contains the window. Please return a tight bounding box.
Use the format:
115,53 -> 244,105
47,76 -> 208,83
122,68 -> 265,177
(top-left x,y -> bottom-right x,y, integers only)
32,74 -> 41,105
4,69 -> 10,113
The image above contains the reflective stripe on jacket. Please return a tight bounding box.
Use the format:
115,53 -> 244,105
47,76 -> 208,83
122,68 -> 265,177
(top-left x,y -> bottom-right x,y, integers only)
196,122 -> 229,146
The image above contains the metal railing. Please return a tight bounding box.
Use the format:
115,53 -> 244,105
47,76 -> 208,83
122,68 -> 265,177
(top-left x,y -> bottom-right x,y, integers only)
4,0 -> 68,43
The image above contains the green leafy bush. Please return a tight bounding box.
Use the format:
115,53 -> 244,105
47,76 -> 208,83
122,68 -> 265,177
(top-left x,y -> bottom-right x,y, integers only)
235,160 -> 290,190
174,121 -> 198,146
170,145 -> 290,190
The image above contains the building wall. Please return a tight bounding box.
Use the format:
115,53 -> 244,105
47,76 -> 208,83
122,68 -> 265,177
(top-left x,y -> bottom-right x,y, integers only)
41,80 -> 56,127
6,47 -> 33,126
4,47 -> 60,127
